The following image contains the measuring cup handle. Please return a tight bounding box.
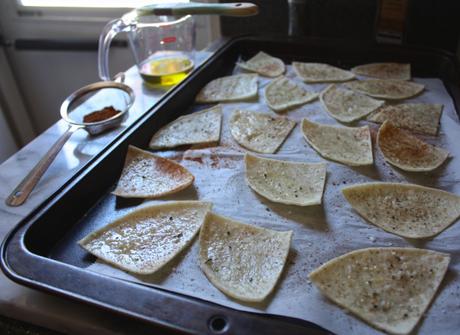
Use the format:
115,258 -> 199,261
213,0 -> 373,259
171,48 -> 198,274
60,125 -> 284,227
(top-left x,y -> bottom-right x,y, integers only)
5,126 -> 81,207
98,18 -> 132,81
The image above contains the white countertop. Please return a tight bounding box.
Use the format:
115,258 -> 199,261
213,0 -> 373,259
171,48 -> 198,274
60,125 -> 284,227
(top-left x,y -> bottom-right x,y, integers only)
0,57 -> 209,334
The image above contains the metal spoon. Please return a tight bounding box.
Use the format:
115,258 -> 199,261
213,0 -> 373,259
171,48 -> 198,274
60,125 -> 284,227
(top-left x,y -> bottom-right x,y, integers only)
5,79 -> 134,207
135,2 -> 259,17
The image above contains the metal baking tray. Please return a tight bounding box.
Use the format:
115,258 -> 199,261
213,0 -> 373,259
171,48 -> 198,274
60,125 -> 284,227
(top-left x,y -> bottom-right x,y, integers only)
2,36 -> 460,335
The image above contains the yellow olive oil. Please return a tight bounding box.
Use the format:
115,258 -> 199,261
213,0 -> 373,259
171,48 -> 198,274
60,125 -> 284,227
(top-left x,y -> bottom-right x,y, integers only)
139,56 -> 194,86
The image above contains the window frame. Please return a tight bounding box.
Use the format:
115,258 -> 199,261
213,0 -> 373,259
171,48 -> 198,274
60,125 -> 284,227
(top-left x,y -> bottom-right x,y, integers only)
0,0 -> 218,51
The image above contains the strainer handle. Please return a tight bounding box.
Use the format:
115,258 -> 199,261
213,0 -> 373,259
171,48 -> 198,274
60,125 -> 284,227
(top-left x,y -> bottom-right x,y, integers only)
5,125 -> 81,207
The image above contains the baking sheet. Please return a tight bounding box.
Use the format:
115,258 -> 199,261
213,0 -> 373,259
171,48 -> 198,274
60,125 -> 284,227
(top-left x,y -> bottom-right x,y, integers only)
85,64 -> 460,335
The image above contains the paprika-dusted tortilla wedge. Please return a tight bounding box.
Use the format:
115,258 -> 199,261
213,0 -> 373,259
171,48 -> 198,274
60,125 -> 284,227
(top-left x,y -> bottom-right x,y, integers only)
320,84 -> 384,123
342,182 -> 460,238
79,201 -> 212,274
113,145 -> 194,198
351,63 -> 411,80
149,105 -> 222,149
237,51 -> 285,77
245,154 -> 326,206
309,247 -> 450,335
230,110 -> 296,154
368,103 -> 443,136
199,212 -> 292,302
265,76 -> 318,112
196,74 -> 258,103
293,62 -> 355,83
345,79 -> 424,100
377,121 -> 449,172
301,119 -> 373,166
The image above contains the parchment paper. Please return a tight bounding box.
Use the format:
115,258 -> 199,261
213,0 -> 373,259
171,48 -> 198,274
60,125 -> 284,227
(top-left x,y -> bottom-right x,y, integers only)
86,65 -> 460,335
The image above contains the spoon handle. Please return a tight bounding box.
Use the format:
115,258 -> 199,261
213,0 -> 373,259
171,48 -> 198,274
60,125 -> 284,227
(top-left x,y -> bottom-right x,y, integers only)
5,126 -> 80,207
137,2 -> 258,17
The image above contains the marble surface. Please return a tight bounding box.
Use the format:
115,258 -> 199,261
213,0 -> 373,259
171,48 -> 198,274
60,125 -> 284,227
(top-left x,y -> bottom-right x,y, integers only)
0,55 -> 210,334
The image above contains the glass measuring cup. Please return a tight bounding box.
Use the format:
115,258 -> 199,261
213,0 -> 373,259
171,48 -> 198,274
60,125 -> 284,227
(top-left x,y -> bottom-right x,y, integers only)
98,2 -> 259,86
98,13 -> 195,87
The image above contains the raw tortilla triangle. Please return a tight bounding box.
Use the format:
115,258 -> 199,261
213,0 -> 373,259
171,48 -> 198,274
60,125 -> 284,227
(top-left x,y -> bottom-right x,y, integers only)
113,145 -> 194,198
343,182 -> 460,238
196,74 -> 258,103
320,84 -> 384,123
301,119 -> 373,166
230,110 -> 296,154
368,103 -> 443,136
345,79 -> 424,100
237,51 -> 285,77
377,121 -> 449,172
293,62 -> 355,83
351,63 -> 411,80
79,201 -> 212,274
265,76 -> 318,112
245,153 -> 326,206
149,105 -> 222,149
309,247 -> 450,335
199,212 -> 292,302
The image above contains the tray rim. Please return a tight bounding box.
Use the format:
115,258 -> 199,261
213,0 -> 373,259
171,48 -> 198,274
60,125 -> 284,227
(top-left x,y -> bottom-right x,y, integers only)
2,34 -> 460,335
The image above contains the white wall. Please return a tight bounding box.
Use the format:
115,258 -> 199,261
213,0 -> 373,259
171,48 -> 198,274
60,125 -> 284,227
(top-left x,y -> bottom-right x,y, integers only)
7,48 -> 134,132
0,47 -> 36,146
0,105 -> 18,163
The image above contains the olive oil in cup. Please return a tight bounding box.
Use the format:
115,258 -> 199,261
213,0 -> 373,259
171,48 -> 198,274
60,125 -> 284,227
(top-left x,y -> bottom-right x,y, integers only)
139,55 -> 194,86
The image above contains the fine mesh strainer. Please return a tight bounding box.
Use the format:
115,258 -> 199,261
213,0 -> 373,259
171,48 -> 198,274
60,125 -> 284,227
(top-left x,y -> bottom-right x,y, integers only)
6,78 -> 134,207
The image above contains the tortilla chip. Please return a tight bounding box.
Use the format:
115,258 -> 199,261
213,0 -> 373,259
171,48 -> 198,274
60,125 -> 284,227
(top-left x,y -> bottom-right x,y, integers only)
113,145 -> 194,198
149,105 -> 222,149
377,121 -> 449,172
230,110 -> 296,154
343,182 -> 460,238
196,74 -> 258,103
368,103 -> 443,136
265,76 -> 318,112
199,212 -> 292,302
310,247 -> 450,335
301,119 -> 373,166
320,84 -> 384,123
352,63 -> 411,80
293,62 -> 355,83
79,201 -> 212,274
245,154 -> 326,206
345,80 -> 424,100
237,51 -> 285,77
